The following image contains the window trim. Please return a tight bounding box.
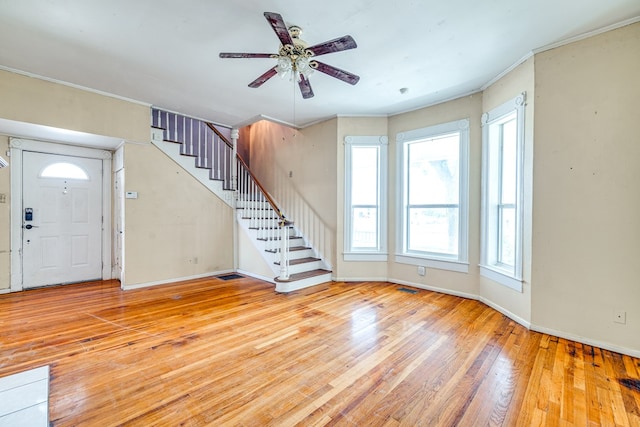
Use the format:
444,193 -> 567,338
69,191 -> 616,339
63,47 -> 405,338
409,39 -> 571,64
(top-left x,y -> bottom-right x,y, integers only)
395,119 -> 470,272
343,135 -> 388,261
480,93 -> 526,291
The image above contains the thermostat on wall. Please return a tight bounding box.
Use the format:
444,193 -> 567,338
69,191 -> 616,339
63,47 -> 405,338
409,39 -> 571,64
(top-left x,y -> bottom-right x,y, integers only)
125,191 -> 138,199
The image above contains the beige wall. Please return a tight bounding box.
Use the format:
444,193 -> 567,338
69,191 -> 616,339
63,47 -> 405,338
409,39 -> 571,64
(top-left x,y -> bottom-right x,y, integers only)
248,119 -> 338,269
123,143 -> 233,286
531,22 -> 640,352
479,57 -> 535,323
0,69 -> 148,290
0,68 -> 234,290
387,94 -> 483,297
335,116 -> 389,280
0,69 -> 149,143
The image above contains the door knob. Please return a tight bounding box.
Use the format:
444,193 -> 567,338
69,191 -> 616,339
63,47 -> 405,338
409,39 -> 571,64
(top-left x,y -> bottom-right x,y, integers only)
24,224 -> 39,230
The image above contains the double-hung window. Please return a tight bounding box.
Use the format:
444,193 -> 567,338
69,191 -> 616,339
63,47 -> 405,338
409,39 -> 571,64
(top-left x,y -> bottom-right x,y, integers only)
397,119 -> 469,272
344,135 -> 388,261
480,93 -> 526,291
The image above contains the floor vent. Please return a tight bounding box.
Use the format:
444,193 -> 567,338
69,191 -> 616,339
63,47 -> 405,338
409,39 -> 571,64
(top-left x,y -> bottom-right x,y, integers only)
397,287 -> 418,294
619,378 -> 640,392
217,274 -> 244,281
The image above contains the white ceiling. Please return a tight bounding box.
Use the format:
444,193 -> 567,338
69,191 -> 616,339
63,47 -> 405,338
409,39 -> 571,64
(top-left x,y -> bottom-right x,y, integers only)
1,1 -> 639,129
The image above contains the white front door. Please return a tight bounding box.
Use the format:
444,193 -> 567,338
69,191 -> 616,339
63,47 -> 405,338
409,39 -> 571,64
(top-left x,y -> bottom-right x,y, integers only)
22,151 -> 103,288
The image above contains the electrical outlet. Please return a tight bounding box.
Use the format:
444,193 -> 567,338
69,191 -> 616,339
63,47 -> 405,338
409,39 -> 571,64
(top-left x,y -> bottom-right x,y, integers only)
613,309 -> 626,324
0,193 -> 6,203
417,266 -> 426,276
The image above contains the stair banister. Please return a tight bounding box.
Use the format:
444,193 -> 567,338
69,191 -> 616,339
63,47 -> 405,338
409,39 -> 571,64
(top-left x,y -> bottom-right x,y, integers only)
234,151 -> 292,281
236,156 -> 286,221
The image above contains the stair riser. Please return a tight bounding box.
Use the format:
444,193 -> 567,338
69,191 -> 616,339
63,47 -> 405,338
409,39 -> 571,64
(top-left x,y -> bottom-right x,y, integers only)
284,261 -> 324,275
275,273 -> 332,293
237,201 -> 271,210
288,249 -> 315,260
263,238 -> 305,252
253,230 -> 297,241
246,220 -> 287,229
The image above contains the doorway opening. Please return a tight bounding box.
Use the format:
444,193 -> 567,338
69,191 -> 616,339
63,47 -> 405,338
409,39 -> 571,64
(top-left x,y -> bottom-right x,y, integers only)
10,138 -> 112,292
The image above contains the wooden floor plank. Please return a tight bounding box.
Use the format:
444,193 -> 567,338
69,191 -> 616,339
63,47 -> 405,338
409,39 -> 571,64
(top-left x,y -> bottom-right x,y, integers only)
0,278 -> 638,426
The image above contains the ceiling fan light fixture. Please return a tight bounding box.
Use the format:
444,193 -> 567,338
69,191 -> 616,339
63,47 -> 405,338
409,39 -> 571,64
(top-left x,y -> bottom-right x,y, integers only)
296,57 -> 314,78
276,56 -> 292,76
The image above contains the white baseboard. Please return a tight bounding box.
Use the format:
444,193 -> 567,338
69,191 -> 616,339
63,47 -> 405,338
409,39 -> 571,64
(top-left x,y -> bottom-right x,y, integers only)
478,296 -> 531,329
0,288 -> 10,294
389,278 -> 478,301
121,270 -> 234,290
236,269 -> 276,285
332,276 -> 389,282
530,324 -> 640,359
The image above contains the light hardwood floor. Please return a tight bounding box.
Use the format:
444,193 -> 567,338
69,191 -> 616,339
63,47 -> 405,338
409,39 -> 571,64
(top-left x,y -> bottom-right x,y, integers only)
0,277 -> 638,426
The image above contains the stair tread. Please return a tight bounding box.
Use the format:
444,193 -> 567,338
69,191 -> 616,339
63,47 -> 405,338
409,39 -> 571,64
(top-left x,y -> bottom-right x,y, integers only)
274,269 -> 331,283
265,246 -> 311,254
274,257 -> 320,266
257,236 -> 302,241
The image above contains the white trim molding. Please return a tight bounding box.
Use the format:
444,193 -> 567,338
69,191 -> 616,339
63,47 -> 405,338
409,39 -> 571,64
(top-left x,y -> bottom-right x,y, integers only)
479,93 -> 526,292
530,324 -> 640,359
343,253 -> 388,262
389,278 -> 477,301
395,255 -> 469,273
396,118 -> 470,267
122,270 -> 235,291
9,138 -> 112,292
343,135 -> 388,260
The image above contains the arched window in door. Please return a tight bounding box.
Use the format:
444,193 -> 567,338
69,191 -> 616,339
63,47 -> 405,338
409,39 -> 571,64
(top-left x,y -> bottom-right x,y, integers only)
40,162 -> 89,180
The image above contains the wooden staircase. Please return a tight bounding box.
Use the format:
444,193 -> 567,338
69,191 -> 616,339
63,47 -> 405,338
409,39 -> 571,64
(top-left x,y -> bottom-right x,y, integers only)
150,108 -> 332,292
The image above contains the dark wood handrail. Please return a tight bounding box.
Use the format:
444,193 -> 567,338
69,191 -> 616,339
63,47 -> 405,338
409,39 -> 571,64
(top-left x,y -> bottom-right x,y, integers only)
206,122 -> 233,149
206,121 -> 291,225
236,155 -> 290,224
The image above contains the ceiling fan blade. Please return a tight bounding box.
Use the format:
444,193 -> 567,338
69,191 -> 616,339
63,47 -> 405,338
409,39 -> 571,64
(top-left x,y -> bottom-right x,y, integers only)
264,12 -> 293,46
298,74 -> 314,99
308,35 -> 357,56
314,61 -> 360,85
219,52 -> 274,59
248,67 -> 278,88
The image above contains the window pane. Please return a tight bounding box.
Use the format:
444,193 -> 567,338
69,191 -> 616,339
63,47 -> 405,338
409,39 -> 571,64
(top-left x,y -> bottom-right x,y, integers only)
498,206 -> 516,266
352,146 -> 378,205
500,117 -> 517,204
352,207 -> 377,248
408,133 -> 459,205
40,162 -> 89,180
408,207 -> 458,255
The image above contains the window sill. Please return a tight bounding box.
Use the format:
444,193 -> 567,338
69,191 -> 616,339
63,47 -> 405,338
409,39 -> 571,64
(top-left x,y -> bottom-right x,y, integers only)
344,253 -> 388,262
395,255 -> 469,273
479,265 -> 523,292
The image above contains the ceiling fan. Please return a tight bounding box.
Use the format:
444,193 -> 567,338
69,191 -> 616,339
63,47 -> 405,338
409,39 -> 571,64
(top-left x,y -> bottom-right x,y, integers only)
219,12 -> 360,99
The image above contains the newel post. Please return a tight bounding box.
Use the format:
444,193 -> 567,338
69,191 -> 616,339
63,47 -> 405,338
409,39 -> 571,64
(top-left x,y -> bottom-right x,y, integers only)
278,219 -> 291,281
231,128 -> 239,191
